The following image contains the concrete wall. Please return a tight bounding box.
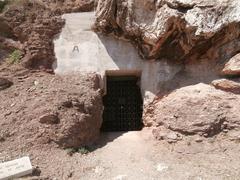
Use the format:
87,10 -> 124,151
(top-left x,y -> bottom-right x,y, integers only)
53,12 -> 181,104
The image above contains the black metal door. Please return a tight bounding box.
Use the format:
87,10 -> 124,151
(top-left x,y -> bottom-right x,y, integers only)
101,76 -> 143,131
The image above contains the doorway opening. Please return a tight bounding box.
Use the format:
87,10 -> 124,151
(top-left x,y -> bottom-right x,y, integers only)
101,72 -> 143,131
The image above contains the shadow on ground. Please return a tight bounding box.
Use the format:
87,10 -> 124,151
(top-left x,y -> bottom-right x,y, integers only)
88,132 -> 127,151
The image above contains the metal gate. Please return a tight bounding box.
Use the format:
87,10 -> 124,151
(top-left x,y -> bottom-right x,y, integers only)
101,76 -> 143,131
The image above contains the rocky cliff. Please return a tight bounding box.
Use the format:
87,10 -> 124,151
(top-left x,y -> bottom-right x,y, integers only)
94,0 -> 240,65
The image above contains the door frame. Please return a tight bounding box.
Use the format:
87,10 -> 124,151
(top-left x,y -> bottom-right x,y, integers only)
101,70 -> 143,131
103,70 -> 142,95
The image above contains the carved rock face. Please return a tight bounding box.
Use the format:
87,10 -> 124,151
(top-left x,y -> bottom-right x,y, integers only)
94,0 -> 240,63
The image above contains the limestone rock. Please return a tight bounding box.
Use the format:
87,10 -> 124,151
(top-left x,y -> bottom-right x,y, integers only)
194,136 -> 203,143
153,127 -> 182,143
0,77 -> 12,90
222,53 -> 240,76
39,114 -> 60,125
148,83 -> 240,137
211,79 -> 240,94
94,0 -> 240,63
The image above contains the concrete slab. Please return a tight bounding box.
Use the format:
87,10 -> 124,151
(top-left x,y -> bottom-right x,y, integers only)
0,156 -> 33,180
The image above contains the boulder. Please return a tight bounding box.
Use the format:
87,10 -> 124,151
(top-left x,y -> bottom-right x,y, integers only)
148,83 -> 240,137
94,0 -> 240,63
222,53 -> 240,76
39,114 -> 60,125
153,127 -> 182,143
211,79 -> 240,94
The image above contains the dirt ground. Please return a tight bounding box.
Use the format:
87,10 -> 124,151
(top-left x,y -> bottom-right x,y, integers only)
73,130 -> 240,180
0,65 -> 240,180
2,129 -> 238,180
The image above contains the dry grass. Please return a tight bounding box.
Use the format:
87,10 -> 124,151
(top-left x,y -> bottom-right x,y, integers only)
7,49 -> 23,64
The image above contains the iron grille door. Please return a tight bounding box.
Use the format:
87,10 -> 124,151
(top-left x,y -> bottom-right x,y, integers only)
102,76 -> 143,131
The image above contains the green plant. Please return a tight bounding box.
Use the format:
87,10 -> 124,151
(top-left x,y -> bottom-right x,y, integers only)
66,146 -> 90,156
77,147 -> 90,155
8,50 -> 22,64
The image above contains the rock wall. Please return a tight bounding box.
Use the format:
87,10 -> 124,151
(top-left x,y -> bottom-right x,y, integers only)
94,0 -> 240,65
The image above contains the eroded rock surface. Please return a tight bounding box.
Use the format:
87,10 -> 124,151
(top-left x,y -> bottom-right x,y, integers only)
212,78 -> 240,94
1,1 -> 64,69
148,83 -> 240,138
94,0 -> 240,63
39,114 -> 60,125
222,53 -> 240,76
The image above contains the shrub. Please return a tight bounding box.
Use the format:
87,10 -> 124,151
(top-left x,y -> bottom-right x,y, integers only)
77,147 -> 90,155
66,147 -> 90,156
8,50 -> 23,64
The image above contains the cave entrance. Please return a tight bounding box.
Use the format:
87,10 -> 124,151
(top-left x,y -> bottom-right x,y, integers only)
101,71 -> 143,131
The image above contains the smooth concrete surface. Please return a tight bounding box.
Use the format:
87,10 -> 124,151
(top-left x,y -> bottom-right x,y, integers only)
53,12 -> 181,104
0,156 -> 33,180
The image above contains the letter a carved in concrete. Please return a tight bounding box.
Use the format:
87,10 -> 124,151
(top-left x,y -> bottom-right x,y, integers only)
72,45 -> 79,52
